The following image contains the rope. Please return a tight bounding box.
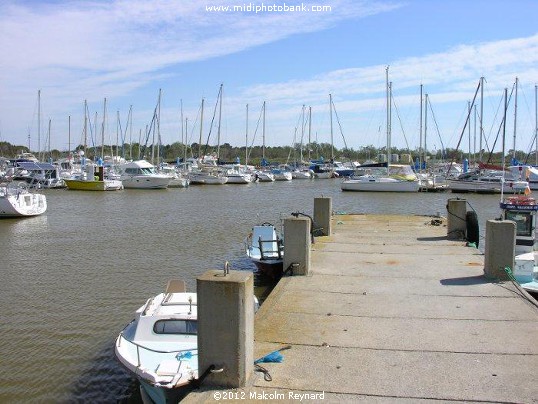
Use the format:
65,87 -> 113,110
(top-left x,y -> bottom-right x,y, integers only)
503,267 -> 538,310
254,363 -> 272,381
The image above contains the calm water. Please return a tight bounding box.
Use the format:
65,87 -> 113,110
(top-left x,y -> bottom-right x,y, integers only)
0,180 -> 507,402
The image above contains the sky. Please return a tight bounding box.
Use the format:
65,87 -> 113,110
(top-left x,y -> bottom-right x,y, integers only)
1,0 -> 538,158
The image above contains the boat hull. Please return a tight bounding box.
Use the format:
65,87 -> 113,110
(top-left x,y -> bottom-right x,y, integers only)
121,176 -> 171,189
252,258 -> 284,281
64,179 -> 123,191
341,178 -> 419,192
0,192 -> 47,217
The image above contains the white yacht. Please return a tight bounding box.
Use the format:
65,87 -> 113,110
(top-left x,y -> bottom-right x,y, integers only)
119,160 -> 171,189
0,182 -> 47,217
341,164 -> 420,192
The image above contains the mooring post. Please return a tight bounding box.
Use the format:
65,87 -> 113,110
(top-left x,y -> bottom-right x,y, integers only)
484,220 -> 515,280
314,197 -> 332,236
446,198 -> 467,240
283,216 -> 311,276
196,269 -> 254,388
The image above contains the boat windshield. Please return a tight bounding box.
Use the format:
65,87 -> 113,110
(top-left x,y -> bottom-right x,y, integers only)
153,319 -> 197,335
505,211 -> 533,237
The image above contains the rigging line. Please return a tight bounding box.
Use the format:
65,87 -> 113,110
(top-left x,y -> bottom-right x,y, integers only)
390,91 -> 410,151
486,85 -> 515,164
331,99 -> 348,151
426,96 -> 445,155
202,85 -> 223,158
446,79 -> 481,177
247,103 -> 264,162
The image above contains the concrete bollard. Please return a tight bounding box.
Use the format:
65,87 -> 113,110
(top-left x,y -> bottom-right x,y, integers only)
484,220 -> 516,280
314,197 -> 332,236
283,216 -> 311,276
446,198 -> 467,240
197,269 -> 254,388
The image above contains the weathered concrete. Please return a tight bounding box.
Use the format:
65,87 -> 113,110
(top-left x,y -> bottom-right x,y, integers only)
484,219 -> 516,280
185,214 -> 538,403
283,216 -> 311,276
446,198 -> 467,240
197,270 -> 254,388
313,197 -> 332,236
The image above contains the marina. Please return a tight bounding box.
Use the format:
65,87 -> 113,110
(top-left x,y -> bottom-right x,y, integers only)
0,179 -> 536,402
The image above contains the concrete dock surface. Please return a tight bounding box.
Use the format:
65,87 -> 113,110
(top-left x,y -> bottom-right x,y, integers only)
185,214 -> 538,403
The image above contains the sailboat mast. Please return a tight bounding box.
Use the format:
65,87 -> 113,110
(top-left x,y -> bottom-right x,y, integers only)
37,89 -> 41,160
419,84 -> 423,171
468,101 -> 471,164
262,101 -> 266,161
101,98 -> 107,160
245,104 -> 249,166
502,87 -> 508,170
68,115 -> 71,157
513,77 -> 518,159
217,84 -> 223,160
535,84 -> 538,166
424,93 -> 428,168
386,66 -> 390,174
308,106 -> 312,162
83,100 -> 87,155
479,76 -> 484,162
199,98 -> 204,159
157,89 -> 161,166
329,94 -> 334,163
300,104 -> 305,163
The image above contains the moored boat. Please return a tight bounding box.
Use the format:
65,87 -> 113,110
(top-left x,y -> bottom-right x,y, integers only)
119,160 -> 171,189
500,195 -> 538,294
245,223 -> 284,280
115,280 -> 198,404
0,182 -> 47,217
64,164 -> 123,191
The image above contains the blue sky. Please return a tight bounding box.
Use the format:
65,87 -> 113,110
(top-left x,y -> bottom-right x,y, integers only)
1,0 -> 538,158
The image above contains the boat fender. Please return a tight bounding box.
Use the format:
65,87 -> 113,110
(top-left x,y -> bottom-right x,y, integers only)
465,210 -> 479,247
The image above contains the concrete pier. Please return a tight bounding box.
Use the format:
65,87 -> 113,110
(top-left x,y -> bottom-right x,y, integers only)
197,269 -> 254,388
185,213 -> 538,403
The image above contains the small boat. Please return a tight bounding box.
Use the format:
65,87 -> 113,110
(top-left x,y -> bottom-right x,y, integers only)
0,182 -> 47,217
119,160 -> 171,189
245,223 -> 284,280
64,164 -> 123,191
255,171 -> 275,182
11,161 -> 65,189
500,195 -> 538,295
115,280 -> 198,404
341,164 -> 420,192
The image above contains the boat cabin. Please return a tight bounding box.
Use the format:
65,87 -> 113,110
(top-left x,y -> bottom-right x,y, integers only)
500,196 -> 538,254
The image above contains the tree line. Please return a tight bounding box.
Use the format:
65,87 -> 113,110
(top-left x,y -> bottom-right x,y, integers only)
1,140 -> 533,166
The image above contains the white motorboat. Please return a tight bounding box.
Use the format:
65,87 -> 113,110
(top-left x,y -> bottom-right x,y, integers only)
245,223 -> 284,280
119,160 -> 171,189
12,161 -> 65,189
115,280 -> 198,404
0,182 -> 47,217
341,164 -> 420,192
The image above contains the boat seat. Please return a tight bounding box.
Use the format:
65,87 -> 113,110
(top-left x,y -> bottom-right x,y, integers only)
165,279 -> 186,293
155,359 -> 181,376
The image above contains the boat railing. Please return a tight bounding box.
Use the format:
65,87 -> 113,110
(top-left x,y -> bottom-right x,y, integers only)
258,236 -> 283,260
117,331 -> 197,368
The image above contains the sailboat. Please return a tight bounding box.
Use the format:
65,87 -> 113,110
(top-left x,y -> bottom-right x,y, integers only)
341,67 -> 419,192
